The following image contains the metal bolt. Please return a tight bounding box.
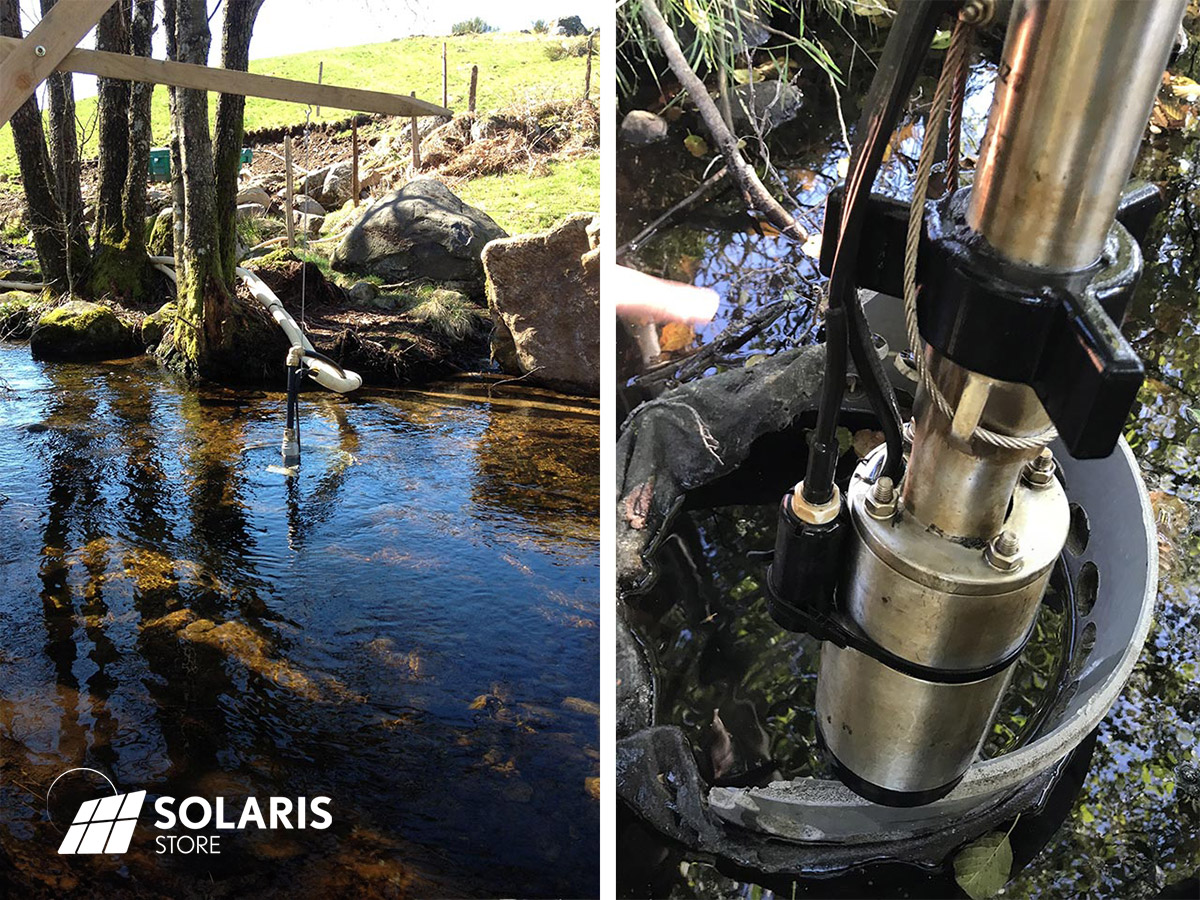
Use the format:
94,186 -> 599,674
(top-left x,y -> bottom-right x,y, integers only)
34,45 -> 46,58
1022,447 -> 1057,488
985,530 -> 1023,572
865,476 -> 898,520
959,0 -> 994,26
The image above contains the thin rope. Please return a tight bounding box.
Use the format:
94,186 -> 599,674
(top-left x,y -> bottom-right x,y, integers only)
904,16 -> 1058,450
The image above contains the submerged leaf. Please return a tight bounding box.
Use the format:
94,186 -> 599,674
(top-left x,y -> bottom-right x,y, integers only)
683,133 -> 710,157
953,831 -> 1013,900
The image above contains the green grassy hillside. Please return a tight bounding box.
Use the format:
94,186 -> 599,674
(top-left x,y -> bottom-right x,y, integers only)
0,31 -> 595,190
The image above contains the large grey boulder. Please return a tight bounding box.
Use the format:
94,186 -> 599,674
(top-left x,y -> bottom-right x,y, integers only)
554,15 -> 587,36
483,213 -> 599,396
331,178 -> 507,291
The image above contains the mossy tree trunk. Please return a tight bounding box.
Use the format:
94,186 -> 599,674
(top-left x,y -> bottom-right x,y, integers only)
91,0 -> 151,299
0,0 -> 90,291
214,0 -> 265,283
162,0 -> 280,382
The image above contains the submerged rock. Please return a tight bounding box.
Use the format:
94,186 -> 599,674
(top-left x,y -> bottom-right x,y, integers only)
483,213 -> 600,395
620,110 -> 669,146
730,81 -> 804,131
332,178 -> 507,293
30,300 -> 137,361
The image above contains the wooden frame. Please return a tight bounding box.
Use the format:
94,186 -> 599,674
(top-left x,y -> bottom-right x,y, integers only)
0,4 -> 451,128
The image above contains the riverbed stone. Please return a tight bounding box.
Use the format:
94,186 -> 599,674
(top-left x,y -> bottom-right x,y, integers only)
320,162 -> 356,208
619,109 -> 669,146
347,280 -> 379,304
237,202 -> 267,221
483,213 -> 599,396
331,178 -> 507,293
730,81 -> 804,131
31,300 -> 138,361
292,194 -> 325,217
236,185 -> 271,208
141,301 -> 176,348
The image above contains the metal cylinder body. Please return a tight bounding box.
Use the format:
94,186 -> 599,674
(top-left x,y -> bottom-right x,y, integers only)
815,0 -> 1182,804
816,446 -> 1069,799
902,350 -> 1051,540
967,0 -> 1186,271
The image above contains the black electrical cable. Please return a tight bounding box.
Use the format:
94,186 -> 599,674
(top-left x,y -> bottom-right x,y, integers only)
802,0 -> 953,504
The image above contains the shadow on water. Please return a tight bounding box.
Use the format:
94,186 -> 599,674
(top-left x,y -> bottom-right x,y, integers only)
618,14 -> 1199,900
0,348 -> 599,898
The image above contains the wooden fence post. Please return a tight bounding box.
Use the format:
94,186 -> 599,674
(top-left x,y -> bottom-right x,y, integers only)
284,134 -> 295,248
315,60 -> 323,116
468,64 -> 478,113
351,118 -> 359,206
584,34 -> 593,99
442,42 -> 448,109
411,91 -> 421,169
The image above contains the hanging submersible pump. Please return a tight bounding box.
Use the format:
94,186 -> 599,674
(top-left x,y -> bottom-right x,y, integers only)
767,0 -> 1185,806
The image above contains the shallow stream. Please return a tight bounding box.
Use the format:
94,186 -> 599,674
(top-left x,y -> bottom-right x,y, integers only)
0,347 -> 600,898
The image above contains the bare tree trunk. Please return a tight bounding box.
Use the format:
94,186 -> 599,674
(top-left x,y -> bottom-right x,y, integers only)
117,0 -> 155,280
40,0 -> 87,278
0,0 -> 89,290
164,0 -> 185,260
214,0 -> 265,282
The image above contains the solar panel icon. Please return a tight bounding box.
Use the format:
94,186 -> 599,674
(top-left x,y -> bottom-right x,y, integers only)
58,790 -> 146,854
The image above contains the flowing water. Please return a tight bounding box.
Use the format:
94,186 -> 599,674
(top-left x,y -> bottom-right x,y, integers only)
618,22 -> 1200,900
0,346 -> 600,898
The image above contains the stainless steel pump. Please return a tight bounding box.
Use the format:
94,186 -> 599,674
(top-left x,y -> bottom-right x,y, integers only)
803,0 -> 1186,804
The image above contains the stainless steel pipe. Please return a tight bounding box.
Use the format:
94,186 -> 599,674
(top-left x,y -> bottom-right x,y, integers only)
967,0 -> 1187,271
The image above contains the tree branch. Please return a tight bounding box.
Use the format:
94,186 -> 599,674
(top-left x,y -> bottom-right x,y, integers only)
638,0 -> 807,242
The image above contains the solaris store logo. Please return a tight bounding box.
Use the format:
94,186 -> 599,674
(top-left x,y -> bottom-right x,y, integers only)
48,768 -> 332,856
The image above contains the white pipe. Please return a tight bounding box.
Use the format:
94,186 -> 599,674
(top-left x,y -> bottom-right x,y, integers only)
148,256 -> 362,394
236,266 -> 362,393
0,279 -> 45,292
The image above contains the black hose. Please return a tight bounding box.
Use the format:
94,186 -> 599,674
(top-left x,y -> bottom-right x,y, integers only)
802,0 -> 952,503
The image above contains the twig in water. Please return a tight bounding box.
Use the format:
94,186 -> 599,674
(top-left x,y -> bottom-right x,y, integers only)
486,366 -> 544,398
617,167 -> 731,258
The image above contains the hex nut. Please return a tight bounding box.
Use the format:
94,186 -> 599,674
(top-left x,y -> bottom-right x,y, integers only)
985,530 -> 1023,572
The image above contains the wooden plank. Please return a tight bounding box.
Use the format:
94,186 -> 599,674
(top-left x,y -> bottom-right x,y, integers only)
284,135 -> 295,248
468,64 -> 477,113
0,35 -> 452,119
0,0 -> 115,126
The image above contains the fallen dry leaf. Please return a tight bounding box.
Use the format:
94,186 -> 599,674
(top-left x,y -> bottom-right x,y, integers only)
623,479 -> 654,530
659,321 -> 697,352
